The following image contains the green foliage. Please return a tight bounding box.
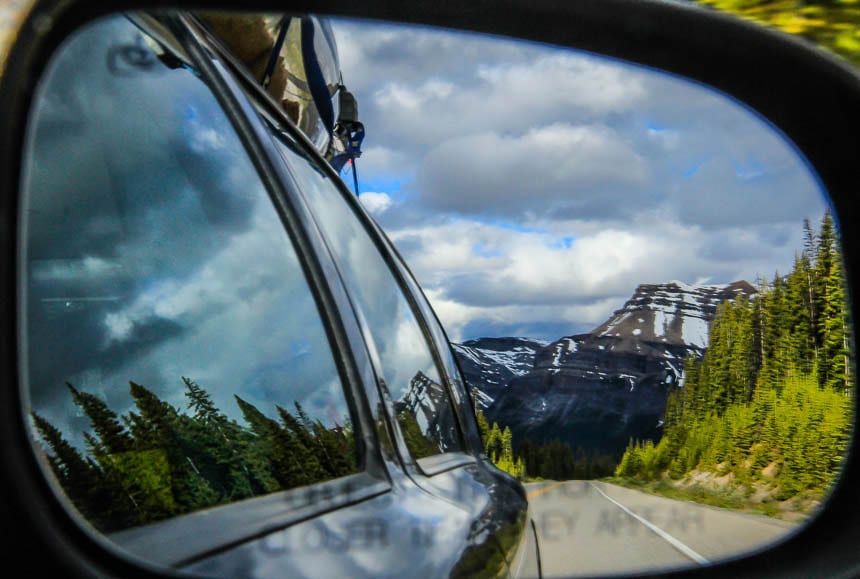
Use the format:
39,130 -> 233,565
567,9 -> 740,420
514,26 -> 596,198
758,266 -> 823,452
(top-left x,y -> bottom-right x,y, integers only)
35,378 -> 359,533
699,0 -> 860,67
616,213 -> 853,510
397,411 -> 440,460
475,408 -> 529,479
474,405 -> 616,481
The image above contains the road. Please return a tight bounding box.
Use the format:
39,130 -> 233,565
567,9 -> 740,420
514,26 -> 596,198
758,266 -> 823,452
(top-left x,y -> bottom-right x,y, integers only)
525,480 -> 799,577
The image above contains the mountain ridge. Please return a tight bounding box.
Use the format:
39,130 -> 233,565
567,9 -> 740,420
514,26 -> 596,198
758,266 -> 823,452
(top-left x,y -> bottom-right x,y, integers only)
454,279 -> 756,456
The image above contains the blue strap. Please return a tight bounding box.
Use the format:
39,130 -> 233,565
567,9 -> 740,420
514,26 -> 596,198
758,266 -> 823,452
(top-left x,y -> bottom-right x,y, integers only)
301,17 -> 335,136
262,15 -> 290,89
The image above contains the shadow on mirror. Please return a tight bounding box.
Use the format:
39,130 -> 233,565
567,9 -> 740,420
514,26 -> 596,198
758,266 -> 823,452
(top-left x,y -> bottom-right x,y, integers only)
17,9 -> 853,578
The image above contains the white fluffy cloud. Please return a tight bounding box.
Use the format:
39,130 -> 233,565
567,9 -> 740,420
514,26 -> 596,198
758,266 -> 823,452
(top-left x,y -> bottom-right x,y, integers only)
415,123 -> 648,216
358,191 -> 394,214
332,18 -> 829,341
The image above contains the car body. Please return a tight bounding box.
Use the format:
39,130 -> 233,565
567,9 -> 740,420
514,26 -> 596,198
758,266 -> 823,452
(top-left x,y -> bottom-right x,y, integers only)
1,1 -> 859,579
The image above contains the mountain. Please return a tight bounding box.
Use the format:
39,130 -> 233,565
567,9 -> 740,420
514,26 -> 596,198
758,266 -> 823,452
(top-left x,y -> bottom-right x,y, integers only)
452,338 -> 548,409
455,280 -> 756,457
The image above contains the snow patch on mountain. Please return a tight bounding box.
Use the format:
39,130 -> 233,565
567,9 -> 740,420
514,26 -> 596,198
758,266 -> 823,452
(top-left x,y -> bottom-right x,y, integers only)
595,280 -> 755,349
452,337 -> 548,408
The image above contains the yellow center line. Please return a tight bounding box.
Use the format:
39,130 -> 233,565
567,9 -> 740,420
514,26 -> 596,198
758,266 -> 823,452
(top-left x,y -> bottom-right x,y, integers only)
527,481 -> 565,498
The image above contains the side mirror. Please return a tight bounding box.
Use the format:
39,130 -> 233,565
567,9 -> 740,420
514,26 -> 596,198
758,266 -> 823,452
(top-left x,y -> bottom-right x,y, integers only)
1,2 -> 858,578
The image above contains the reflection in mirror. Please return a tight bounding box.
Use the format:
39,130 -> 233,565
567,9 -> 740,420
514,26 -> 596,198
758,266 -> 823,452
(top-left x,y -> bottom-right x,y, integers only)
269,130 -> 463,461
16,7 -> 855,578
20,15 -> 359,535
330,16 -> 853,576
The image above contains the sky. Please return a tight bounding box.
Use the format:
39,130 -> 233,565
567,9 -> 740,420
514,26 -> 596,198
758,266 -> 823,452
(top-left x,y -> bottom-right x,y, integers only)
331,17 -> 830,343
25,16 -> 352,444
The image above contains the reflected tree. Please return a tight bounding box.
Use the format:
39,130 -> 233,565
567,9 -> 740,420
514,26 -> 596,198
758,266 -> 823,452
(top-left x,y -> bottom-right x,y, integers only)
32,378 -> 358,532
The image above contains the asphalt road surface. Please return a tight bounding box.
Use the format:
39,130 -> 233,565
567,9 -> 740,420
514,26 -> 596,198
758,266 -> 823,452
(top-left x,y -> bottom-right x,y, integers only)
525,480 -> 799,577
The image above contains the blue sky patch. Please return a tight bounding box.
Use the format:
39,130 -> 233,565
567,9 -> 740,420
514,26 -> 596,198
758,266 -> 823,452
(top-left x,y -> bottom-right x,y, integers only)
472,242 -> 504,258
552,235 -> 574,249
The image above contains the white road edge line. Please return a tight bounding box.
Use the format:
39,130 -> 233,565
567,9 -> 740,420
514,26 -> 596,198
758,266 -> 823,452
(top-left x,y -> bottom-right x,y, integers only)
589,482 -> 710,566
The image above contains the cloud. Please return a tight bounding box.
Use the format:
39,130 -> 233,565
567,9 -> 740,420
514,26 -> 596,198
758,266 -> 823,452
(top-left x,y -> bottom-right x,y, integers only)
414,123 -> 648,218
358,191 -> 394,214
389,212 -> 811,341
331,15 -> 830,345
474,53 -> 647,118
354,145 -> 413,182
375,79 -> 455,111
25,17 -> 353,448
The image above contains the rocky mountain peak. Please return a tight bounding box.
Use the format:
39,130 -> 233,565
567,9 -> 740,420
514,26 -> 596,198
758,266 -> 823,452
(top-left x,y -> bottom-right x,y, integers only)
456,279 -> 756,456
452,337 -> 548,408
591,280 -> 756,348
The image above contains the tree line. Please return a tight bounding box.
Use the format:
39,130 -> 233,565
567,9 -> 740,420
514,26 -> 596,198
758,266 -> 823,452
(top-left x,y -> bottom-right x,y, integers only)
474,402 -> 616,480
616,211 -> 853,504
32,378 -> 358,532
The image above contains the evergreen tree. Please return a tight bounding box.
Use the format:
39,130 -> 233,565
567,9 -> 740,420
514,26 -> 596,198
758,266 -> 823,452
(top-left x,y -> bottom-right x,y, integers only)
31,412 -> 103,522
182,378 -> 275,501
397,410 -> 439,459
236,395 -> 309,488
275,404 -> 328,483
820,255 -> 850,391
67,383 -> 133,455
475,406 -> 491,451
614,213 -> 853,509
129,381 -> 218,513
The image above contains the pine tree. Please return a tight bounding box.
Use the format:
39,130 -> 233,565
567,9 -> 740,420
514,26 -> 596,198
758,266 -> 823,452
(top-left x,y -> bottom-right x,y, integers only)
277,404 -> 327,483
397,410 -> 439,459
814,210 -> 837,361
486,422 -> 503,460
31,412 -> 102,522
820,255 -> 850,391
236,396 -> 308,489
182,377 -> 272,501
614,212 -> 853,507
784,255 -> 815,372
129,381 -> 218,513
475,407 -> 491,451
67,383 -> 133,455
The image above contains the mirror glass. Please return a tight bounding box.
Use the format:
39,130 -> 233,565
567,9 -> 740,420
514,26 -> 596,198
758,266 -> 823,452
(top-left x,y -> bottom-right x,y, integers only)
17,9 -> 853,578
330,15 -> 852,577
20,14 -> 360,537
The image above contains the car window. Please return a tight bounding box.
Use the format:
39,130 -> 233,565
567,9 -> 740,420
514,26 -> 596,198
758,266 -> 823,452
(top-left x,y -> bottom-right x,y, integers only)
268,132 -> 464,462
19,14 -> 359,535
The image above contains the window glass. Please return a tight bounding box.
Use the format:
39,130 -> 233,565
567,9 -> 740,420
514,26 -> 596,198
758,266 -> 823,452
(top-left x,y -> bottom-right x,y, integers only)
270,133 -> 463,460
20,15 -> 358,534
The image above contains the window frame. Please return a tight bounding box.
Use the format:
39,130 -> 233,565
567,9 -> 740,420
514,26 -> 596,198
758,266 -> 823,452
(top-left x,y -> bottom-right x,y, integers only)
175,11 -> 404,481
263,110 -> 477,478
166,3 -> 399,492
179,11 -> 483,477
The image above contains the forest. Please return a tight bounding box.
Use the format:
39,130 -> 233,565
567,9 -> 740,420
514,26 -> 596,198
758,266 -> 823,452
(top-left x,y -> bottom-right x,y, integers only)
32,378 -> 360,532
615,211 -> 853,513
477,211 -> 853,505
474,404 -> 616,481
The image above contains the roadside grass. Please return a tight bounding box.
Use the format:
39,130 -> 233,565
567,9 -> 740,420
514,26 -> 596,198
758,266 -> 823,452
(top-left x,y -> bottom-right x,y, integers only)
606,476 -> 814,521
